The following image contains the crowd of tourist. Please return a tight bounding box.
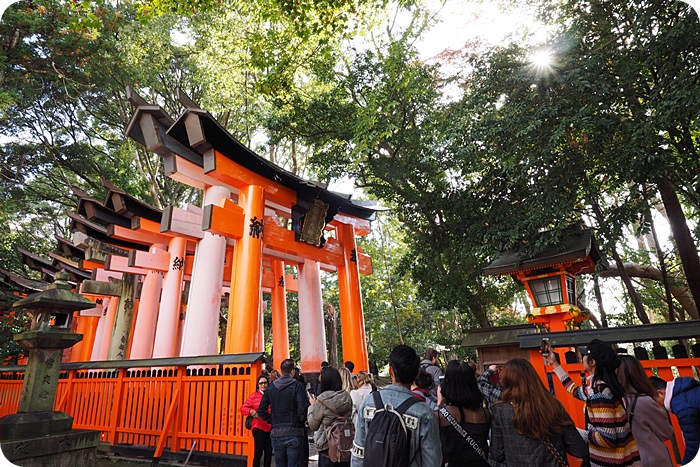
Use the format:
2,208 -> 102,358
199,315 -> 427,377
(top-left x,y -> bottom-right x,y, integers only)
240,339 -> 697,467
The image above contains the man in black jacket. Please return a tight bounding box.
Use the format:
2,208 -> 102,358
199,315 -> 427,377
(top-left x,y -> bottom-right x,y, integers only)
258,358 -> 310,467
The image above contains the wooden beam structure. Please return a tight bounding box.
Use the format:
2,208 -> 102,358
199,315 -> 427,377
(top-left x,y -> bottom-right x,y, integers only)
126,89 -> 381,371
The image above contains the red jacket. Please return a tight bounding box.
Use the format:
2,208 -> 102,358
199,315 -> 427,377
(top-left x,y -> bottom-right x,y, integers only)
240,390 -> 272,432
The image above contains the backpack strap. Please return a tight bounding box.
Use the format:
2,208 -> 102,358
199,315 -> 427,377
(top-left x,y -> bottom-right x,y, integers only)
317,398 -> 342,418
371,391 -> 383,411
395,395 -> 420,414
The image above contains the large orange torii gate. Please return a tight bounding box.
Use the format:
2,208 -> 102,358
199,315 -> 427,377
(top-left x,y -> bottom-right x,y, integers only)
126,88 -> 378,372
67,179 -> 303,365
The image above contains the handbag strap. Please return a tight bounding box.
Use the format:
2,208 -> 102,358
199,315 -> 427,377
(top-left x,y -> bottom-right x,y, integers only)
439,407 -> 487,460
628,394 -> 639,428
543,438 -> 569,467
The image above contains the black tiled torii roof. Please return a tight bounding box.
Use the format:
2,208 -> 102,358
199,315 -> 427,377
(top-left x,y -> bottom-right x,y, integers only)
483,226 -> 608,276
0,267 -> 47,293
124,87 -> 384,222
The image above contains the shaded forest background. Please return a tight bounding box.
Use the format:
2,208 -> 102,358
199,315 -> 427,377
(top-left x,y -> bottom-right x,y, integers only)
0,0 -> 699,369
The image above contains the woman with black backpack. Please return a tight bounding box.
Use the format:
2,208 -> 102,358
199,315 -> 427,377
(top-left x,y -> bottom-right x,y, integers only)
308,366 -> 353,467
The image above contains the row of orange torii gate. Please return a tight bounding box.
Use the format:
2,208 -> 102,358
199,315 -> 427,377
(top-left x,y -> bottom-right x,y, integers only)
18,88 -> 381,373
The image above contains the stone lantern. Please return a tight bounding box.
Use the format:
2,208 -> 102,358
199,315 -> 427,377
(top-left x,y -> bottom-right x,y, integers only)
0,269 -> 100,466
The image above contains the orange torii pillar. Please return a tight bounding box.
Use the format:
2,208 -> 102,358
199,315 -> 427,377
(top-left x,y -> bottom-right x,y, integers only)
271,259 -> 290,370
298,259 -> 327,373
180,185 -> 231,357
129,244 -> 166,359
337,223 -> 369,372
225,184 -> 265,354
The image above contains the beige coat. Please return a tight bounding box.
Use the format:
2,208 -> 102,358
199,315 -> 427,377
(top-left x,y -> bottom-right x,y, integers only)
307,390 -> 353,451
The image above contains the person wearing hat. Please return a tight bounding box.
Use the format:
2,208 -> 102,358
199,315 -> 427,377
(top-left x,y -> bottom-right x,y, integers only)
544,339 -> 640,467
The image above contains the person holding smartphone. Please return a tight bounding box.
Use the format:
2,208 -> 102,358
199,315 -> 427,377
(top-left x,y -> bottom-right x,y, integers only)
544,339 -> 640,467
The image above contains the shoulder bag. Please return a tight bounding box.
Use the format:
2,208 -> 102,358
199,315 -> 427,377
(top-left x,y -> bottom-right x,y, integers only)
438,407 -> 487,460
543,438 -> 569,467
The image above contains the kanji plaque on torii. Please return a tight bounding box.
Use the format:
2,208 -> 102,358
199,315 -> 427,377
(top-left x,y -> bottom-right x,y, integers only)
125,87 -> 380,372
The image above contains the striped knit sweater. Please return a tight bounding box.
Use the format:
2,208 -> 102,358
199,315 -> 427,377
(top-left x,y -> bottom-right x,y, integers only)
554,366 -> 640,467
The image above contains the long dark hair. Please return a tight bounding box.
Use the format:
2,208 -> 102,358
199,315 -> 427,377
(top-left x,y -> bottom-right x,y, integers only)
319,366 -> 342,393
499,358 -> 573,442
441,360 -> 482,410
617,355 -> 656,398
587,340 -> 625,400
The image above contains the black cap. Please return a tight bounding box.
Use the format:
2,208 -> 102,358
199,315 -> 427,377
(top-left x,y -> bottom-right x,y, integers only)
581,339 -> 621,369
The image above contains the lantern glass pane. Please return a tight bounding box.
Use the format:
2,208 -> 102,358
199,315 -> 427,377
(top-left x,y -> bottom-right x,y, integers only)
567,276 -> 575,305
530,277 -> 563,307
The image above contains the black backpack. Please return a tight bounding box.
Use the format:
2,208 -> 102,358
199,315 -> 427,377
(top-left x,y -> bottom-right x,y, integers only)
364,391 -> 420,467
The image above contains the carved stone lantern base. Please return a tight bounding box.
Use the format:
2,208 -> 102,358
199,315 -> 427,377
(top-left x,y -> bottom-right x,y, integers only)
1,428 -> 100,467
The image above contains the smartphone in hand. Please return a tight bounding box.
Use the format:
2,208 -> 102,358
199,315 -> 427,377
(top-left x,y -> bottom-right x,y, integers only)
541,338 -> 550,356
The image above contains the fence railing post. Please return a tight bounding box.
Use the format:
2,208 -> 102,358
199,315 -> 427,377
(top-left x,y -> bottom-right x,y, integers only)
171,365 -> 185,453
154,365 -> 184,459
108,368 -> 126,445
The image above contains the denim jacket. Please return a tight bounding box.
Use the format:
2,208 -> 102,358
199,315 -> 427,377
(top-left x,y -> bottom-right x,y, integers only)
350,384 -> 441,467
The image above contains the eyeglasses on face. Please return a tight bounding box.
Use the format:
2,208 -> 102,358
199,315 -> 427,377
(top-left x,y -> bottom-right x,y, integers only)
259,381 -> 269,385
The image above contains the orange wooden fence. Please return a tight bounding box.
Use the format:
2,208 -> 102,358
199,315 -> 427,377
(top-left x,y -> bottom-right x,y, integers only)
0,353 -> 264,465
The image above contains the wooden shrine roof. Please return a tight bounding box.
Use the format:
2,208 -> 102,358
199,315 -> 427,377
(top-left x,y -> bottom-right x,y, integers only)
19,247 -> 90,284
124,87 -> 384,223
55,235 -> 86,260
72,182 -> 163,227
0,268 -> 47,293
66,210 -> 149,251
461,324 -> 539,348
18,247 -> 57,282
48,253 -> 92,281
72,186 -> 132,228
518,320 -> 700,349
483,225 -> 607,276
101,178 -> 163,223
167,108 -> 381,221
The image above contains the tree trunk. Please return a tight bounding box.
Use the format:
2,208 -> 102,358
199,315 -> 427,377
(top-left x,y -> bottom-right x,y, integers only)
658,175 -> 700,314
578,301 -> 602,328
650,212 -> 676,321
592,201 -> 648,324
324,303 -> 338,368
610,247 -> 650,324
471,301 -> 491,328
599,262 -> 699,319
593,275 -> 609,327
378,219 -> 404,343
